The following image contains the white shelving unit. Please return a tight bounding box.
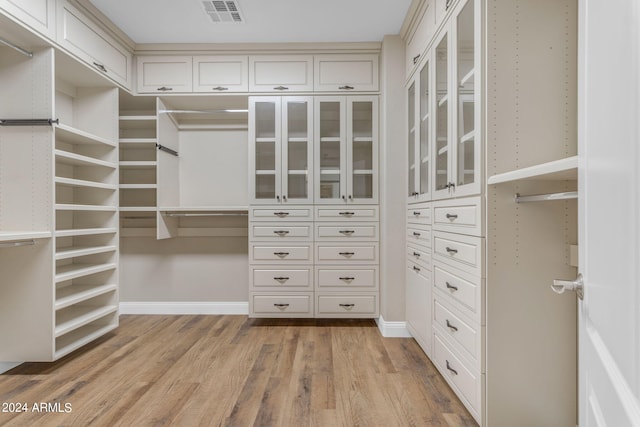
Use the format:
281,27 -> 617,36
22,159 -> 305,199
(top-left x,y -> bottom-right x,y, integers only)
487,155 -> 578,185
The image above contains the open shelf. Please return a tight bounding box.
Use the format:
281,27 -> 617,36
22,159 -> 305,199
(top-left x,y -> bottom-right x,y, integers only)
56,228 -> 117,238
119,161 -> 157,168
0,231 -> 52,242
159,206 -> 248,212
120,184 -> 157,189
55,204 -> 117,212
118,115 -> 157,129
55,177 -> 117,191
56,123 -> 117,148
120,207 -> 157,212
55,150 -> 117,169
55,305 -> 118,337
55,245 -> 117,260
487,156 -> 578,185
460,68 -> 475,86
460,131 -> 475,143
55,322 -> 118,359
55,284 -> 118,310
55,262 -> 117,283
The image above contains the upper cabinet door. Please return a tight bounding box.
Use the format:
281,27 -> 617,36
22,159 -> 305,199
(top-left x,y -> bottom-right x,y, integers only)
408,80 -> 418,202
417,56 -> 432,202
432,29 -> 452,200
0,0 -> 56,40
347,96 -> 378,204
249,97 -> 282,204
249,55 -> 314,93
315,97 -> 346,204
136,56 -> 192,94
193,55 -> 248,93
405,0 -> 436,79
314,54 -> 379,92
281,97 -> 314,204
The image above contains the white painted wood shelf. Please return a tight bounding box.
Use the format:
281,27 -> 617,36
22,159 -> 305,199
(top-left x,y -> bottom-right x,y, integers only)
0,231 -> 52,242
55,228 -> 117,238
55,284 -> 118,310
54,305 -> 118,337
55,177 -> 117,191
55,323 -> 118,359
55,263 -> 117,283
55,150 -> 117,169
55,245 -> 117,260
56,123 -> 117,147
487,156 -> 578,185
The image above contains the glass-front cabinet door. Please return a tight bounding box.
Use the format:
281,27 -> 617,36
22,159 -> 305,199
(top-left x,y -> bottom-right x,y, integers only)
249,96 -> 313,204
408,81 -> 417,201
315,96 -> 378,204
433,30 -> 451,200
408,56 -> 433,204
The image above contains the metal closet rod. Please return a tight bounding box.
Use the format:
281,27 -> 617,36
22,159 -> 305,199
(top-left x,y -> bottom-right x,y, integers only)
0,37 -> 33,58
0,118 -> 59,126
0,239 -> 36,248
515,191 -> 578,203
163,212 -> 248,217
156,144 -> 178,156
158,109 -> 248,114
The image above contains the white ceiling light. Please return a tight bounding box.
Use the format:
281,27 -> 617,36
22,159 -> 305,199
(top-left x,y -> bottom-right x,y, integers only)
201,1 -> 245,24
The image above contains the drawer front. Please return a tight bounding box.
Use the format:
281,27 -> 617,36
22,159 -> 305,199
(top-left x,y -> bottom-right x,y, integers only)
316,224 -> 378,240
433,197 -> 482,236
316,268 -> 377,289
433,232 -> 483,275
252,268 -> 312,289
250,207 -> 313,222
249,55 -> 314,92
434,299 -> 480,363
407,225 -> 431,248
136,56 -> 193,93
433,333 -> 481,416
193,55 -> 248,92
251,294 -> 313,317
316,245 -> 378,263
315,207 -> 378,221
251,224 -> 312,240
407,245 -> 432,271
407,206 -> 432,225
316,295 -> 378,317
433,264 -> 481,318
251,245 -> 311,262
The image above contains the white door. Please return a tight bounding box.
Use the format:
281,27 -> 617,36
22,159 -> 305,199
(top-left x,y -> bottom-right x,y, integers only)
578,0 -> 640,424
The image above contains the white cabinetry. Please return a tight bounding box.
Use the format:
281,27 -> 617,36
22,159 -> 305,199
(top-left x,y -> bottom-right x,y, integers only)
136,56 -> 193,93
249,55 -> 314,92
193,55 -> 248,92
0,0 -> 55,39
313,54 -> 379,92
56,0 -> 132,90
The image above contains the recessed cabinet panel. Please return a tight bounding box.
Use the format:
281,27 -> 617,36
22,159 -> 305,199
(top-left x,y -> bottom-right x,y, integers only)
0,0 -> 55,39
314,54 -> 379,92
193,55 -> 248,92
136,56 -> 192,93
251,294 -> 313,317
249,55 -> 313,92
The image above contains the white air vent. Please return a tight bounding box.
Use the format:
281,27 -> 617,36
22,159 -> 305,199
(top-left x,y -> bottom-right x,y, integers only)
202,1 -> 244,23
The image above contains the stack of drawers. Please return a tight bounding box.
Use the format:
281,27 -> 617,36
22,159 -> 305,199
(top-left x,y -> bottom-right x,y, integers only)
406,203 -> 433,355
430,196 -> 485,421
249,207 -> 315,318
314,207 -> 379,318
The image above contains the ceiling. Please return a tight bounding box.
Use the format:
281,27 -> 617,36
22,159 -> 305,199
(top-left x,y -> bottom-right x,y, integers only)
88,0 -> 413,45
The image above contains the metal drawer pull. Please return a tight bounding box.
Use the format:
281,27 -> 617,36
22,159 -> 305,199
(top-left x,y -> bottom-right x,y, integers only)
413,252 -> 421,257
339,85 -> 354,90
446,360 -> 458,375
339,252 -> 355,256
273,212 -> 289,217
445,213 -> 458,220
413,211 -> 421,216
273,277 -> 290,282
413,54 -> 421,65
445,282 -> 458,291
413,232 -> 421,237
273,252 -> 290,257
339,277 -> 355,282
411,192 -> 419,196
157,86 -> 173,91
445,247 -> 458,254
274,303 -> 290,308
446,319 -> 458,332
274,230 -> 290,236
413,266 -> 421,272
339,230 -> 355,235
93,62 -> 107,73
274,86 -> 289,91
339,211 -> 355,217
213,86 -> 229,91
339,303 -> 355,309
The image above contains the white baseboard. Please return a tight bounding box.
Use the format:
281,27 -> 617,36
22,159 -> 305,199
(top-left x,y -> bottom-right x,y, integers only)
376,316 -> 412,338
0,362 -> 22,374
119,301 -> 249,315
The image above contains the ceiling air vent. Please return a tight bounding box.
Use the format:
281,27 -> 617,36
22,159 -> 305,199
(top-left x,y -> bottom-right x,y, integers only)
202,1 -> 244,24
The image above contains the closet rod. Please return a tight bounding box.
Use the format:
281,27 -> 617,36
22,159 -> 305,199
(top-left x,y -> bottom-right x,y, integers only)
159,109 -> 248,114
0,118 -> 59,127
0,37 -> 33,58
0,240 -> 36,248
515,191 -> 578,203
122,216 -> 156,220
163,212 -> 248,217
156,144 -> 178,156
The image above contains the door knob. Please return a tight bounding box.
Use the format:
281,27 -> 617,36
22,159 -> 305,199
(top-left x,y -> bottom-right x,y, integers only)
551,273 -> 584,300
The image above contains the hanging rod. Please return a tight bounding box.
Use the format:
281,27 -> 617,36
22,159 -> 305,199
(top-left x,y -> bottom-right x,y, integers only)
159,109 -> 248,114
0,118 -> 59,127
0,239 -> 36,248
122,216 -> 156,220
156,144 -> 178,156
515,191 -> 578,203
0,37 -> 33,58
163,212 -> 248,217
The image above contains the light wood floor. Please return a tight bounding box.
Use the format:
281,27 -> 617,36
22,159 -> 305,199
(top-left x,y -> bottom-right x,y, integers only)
0,315 -> 477,426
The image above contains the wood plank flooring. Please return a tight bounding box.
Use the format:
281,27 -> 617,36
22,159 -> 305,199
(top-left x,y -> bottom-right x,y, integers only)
0,315 -> 477,426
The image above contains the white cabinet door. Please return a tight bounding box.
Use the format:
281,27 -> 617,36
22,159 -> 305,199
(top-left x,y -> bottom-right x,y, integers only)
314,54 -> 379,92
0,0 -> 55,39
249,55 -> 313,92
136,56 -> 192,93
193,55 -> 248,93
405,0 -> 435,78
409,55 -> 434,204
578,0 -> 640,424
56,0 -> 132,89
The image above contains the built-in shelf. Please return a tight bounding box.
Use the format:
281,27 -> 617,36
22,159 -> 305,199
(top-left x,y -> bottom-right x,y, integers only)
438,146 -> 449,155
288,137 -> 308,142
56,123 -> 117,148
118,115 -> 157,130
55,150 -> 117,169
256,137 -> 276,143
438,95 -> 449,107
55,262 -> 117,283
119,207 -> 157,212
422,156 -> 430,163
0,231 -> 52,242
422,113 -> 430,122
55,177 -> 117,191
55,323 -> 118,359
119,161 -> 157,168
255,170 -> 276,175
353,136 -> 373,142
353,169 -> 374,175
120,184 -> 157,189
55,204 -> 117,212
320,137 -> 341,142
55,284 -> 118,310
119,138 -> 157,144
55,305 -> 118,337
55,245 -> 117,260
55,228 -> 117,238
460,68 -> 475,87
460,131 -> 475,143
120,228 -> 157,237
487,155 -> 578,185
287,170 -> 308,175
158,206 -> 248,212
320,169 -> 341,175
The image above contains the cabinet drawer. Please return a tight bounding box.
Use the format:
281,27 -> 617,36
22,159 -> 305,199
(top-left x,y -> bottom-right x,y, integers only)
316,267 -> 377,289
249,55 -> 314,92
251,268 -> 312,289
315,207 -> 378,221
407,225 -> 431,248
316,245 -> 378,263
407,206 -> 432,225
433,196 -> 482,236
314,54 -> 379,92
250,207 -> 313,222
316,224 -> 377,240
251,294 -> 313,317
433,263 -> 482,320
407,245 -> 432,271
136,56 -> 192,93
193,55 -> 248,92
433,232 -> 483,276
434,299 -> 480,363
316,294 -> 378,317
251,223 -> 312,240
433,333 -> 481,416
251,245 -> 311,262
